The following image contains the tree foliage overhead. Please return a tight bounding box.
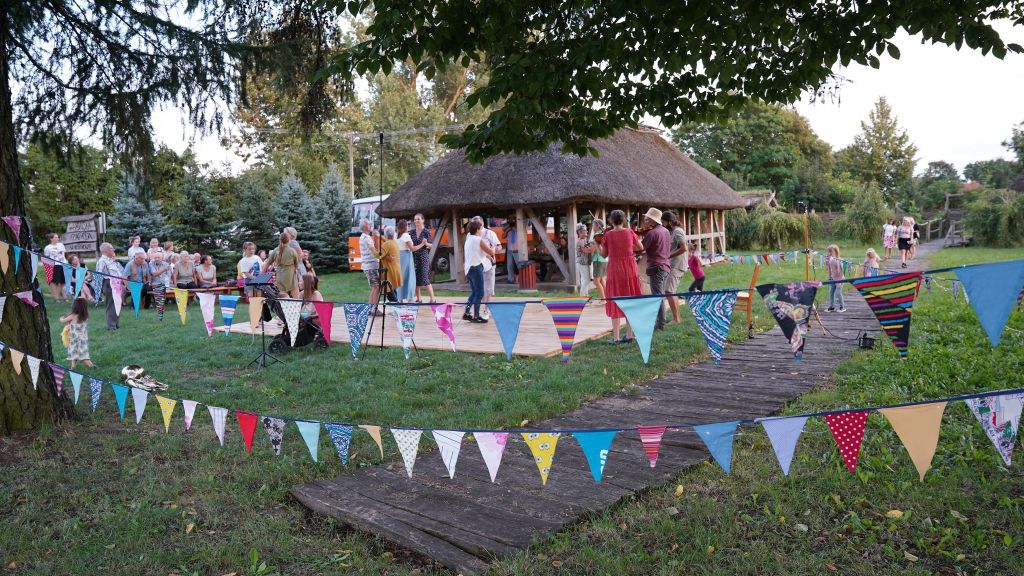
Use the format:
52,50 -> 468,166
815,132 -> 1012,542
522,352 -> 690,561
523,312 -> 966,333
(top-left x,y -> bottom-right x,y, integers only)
20,142 -> 120,235
328,0 -> 1024,162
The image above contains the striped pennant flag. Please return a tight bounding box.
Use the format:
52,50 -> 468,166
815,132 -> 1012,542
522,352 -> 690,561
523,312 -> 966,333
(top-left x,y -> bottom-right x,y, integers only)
219,294 -> 240,332
542,297 -> 589,362
637,425 -> 668,468
850,272 -> 922,359
48,362 -> 66,396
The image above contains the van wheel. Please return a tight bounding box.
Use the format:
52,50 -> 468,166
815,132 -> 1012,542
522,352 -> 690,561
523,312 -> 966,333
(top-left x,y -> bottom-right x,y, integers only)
435,256 -> 450,274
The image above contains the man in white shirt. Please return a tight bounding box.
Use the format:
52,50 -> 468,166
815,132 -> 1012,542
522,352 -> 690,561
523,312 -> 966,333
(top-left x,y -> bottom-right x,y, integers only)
473,216 -> 500,320
96,242 -> 125,330
358,218 -> 382,310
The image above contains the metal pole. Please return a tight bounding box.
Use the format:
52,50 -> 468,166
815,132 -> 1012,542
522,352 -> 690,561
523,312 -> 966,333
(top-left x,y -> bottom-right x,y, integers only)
803,208 -> 810,281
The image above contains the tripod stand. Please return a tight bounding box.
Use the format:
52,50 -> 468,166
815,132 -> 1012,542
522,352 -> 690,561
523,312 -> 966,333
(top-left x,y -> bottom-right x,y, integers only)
246,278 -> 283,370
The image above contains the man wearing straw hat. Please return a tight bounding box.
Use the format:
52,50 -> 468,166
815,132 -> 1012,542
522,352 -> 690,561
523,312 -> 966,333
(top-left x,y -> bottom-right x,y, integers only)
641,207 -> 671,331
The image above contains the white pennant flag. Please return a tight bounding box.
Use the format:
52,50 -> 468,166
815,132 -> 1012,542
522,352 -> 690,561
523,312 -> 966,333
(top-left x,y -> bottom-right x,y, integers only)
390,428 -> 422,478
197,292 -> 217,336
279,300 -> 303,346
432,430 -> 465,479
474,431 -> 509,482
26,355 -> 41,389
30,253 -> 39,283
208,406 -> 228,445
183,400 -> 199,430
0,296 -> 6,325
131,387 -> 148,424
111,278 -> 123,317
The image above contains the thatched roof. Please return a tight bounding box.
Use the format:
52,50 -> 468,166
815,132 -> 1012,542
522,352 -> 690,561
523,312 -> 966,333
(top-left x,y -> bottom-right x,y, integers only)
1011,170 -> 1024,193
380,127 -> 743,217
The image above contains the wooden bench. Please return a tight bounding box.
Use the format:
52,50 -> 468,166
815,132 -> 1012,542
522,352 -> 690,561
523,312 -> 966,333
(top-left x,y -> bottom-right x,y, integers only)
163,285 -> 244,304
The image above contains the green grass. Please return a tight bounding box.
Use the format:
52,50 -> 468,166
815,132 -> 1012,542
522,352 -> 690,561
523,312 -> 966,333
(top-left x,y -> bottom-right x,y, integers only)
1,246 -> 1022,575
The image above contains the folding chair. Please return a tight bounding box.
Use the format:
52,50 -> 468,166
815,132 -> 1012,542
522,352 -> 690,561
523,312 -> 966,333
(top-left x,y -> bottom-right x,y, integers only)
733,263 -> 761,338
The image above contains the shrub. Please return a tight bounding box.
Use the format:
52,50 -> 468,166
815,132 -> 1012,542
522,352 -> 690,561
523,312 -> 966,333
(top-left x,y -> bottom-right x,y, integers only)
964,190 -> 1024,247
724,208 -> 756,250
751,202 -> 804,249
834,185 -> 893,244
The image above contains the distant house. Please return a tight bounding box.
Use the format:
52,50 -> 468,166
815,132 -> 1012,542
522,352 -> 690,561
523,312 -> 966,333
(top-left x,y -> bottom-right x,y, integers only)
738,189 -> 780,210
961,180 -> 981,191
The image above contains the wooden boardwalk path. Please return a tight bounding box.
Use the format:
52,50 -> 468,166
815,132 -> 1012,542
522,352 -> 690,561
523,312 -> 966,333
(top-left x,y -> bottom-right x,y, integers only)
292,244 -> 940,574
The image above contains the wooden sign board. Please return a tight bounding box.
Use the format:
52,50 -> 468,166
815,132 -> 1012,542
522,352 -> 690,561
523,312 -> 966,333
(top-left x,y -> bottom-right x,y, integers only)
59,212 -> 105,257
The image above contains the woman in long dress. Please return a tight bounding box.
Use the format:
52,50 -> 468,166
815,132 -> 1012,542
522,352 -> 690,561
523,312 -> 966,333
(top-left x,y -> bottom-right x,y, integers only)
266,232 -> 300,298
396,219 -> 417,302
377,226 -> 402,299
600,209 -> 643,343
410,213 -> 436,303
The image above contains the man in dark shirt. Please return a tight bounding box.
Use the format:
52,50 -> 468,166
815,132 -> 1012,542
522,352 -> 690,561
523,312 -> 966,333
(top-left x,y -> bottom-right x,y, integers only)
641,207 -> 671,330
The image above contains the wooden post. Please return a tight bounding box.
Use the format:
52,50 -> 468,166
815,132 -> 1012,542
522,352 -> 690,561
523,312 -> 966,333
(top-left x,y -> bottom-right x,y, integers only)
426,213 -> 449,272
695,210 -> 702,255
567,202 -> 578,288
719,210 -> 727,254
515,208 -> 529,257
451,209 -> 465,284
525,207 -> 570,282
347,134 -> 357,199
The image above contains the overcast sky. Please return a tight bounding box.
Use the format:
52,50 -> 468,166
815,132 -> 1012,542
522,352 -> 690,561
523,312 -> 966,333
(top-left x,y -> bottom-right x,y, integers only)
152,21 -> 1024,178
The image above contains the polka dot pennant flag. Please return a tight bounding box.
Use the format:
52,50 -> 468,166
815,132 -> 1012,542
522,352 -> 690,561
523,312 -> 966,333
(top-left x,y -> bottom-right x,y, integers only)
522,432 -> 561,485
236,410 -> 259,454
824,411 -> 870,473
391,428 -> 422,478
42,262 -> 54,284
279,300 -> 303,347
637,425 -> 667,468
542,297 -> 589,362
156,395 -> 177,433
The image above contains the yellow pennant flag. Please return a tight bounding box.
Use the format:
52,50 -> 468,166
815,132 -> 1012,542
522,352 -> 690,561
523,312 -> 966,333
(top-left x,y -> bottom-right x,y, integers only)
0,241 -> 8,274
248,296 -> 264,331
9,348 -> 24,375
174,288 -> 188,325
156,395 -> 178,432
522,432 -> 562,485
359,424 -> 384,459
880,402 -> 947,481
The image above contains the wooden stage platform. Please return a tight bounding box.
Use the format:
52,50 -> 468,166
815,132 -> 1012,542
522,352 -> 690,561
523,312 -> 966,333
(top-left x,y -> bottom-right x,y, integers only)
216,296 -> 612,358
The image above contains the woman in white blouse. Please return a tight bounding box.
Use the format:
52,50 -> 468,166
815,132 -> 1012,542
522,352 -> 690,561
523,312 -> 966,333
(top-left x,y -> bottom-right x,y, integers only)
463,219 -> 494,323
43,233 -> 69,302
395,219 -> 416,302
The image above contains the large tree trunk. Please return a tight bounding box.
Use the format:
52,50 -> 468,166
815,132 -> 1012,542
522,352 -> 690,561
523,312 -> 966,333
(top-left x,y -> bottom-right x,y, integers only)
0,12 -> 73,434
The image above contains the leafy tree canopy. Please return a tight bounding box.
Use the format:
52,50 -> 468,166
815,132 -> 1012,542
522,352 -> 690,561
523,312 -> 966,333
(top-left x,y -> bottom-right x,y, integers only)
835,97 -> 919,203
964,158 -> 1020,188
20,142 -> 120,235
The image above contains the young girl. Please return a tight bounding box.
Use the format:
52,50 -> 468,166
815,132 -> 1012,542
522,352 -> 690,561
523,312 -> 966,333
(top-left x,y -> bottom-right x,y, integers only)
882,219 -> 897,260
826,244 -> 846,312
300,273 -> 324,325
61,298 -> 94,368
862,248 -> 881,277
686,242 -> 705,292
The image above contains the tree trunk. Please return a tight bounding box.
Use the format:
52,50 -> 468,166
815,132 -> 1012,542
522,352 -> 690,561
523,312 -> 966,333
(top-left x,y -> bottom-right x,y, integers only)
0,12 -> 73,435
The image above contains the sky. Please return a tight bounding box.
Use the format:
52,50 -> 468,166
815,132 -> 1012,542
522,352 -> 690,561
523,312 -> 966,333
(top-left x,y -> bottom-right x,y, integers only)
151,21 -> 1024,177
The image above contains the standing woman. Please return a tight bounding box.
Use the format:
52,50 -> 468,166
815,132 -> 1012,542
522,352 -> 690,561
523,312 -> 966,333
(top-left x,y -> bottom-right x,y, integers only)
126,236 -> 146,262
882,219 -> 897,260
410,213 -> 436,303
267,232 -> 300,298
395,219 -> 416,302
600,210 -> 643,344
897,217 -> 914,268
377,226 -> 402,301
590,219 -> 608,301
910,217 -> 921,260
462,219 -> 494,323
44,233 -> 69,303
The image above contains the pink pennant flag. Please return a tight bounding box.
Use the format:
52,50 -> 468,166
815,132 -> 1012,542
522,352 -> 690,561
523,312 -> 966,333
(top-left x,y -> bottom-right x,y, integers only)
431,303 -> 457,351
110,278 -> 123,317
312,302 -> 335,345
182,400 -> 199,430
824,411 -> 869,473
637,425 -> 668,468
14,291 -> 38,307
1,216 -> 21,244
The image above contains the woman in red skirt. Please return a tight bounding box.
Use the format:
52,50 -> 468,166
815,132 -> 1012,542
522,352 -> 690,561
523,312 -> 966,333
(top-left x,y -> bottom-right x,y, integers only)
599,209 -> 643,343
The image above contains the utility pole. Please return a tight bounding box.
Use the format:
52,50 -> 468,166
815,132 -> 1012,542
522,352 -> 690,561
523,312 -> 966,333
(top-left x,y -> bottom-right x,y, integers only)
347,134 -> 357,199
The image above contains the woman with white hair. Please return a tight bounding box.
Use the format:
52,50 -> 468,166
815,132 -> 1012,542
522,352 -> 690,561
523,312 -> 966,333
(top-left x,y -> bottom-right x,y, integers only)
575,222 -> 596,296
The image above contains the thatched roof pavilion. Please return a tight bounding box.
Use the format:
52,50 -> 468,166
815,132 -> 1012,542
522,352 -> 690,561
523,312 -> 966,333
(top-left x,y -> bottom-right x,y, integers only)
380,127 -> 743,288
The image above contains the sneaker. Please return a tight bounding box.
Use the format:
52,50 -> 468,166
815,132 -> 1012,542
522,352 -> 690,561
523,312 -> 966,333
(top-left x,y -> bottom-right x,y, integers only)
470,316 -> 489,324
462,312 -> 473,321
838,307 -> 846,313
827,307 -> 836,312
481,310 -> 491,320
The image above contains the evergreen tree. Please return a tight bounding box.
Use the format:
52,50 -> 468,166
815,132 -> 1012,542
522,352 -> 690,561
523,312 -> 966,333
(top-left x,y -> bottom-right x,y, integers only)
311,165 -> 353,272
107,173 -> 170,249
235,173 -> 279,252
173,174 -> 227,265
274,171 -> 314,232
836,97 -> 919,204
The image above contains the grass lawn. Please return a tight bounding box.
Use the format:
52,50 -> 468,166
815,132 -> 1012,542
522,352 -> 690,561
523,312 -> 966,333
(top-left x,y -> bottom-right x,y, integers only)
1,246 -> 1022,575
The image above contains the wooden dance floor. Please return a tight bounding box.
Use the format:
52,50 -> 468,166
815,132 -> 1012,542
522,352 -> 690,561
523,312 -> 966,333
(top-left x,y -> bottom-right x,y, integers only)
216,297 -> 613,357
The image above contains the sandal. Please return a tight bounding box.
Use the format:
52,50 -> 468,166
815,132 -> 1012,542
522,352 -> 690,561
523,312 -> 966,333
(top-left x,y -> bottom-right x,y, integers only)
620,336 -> 635,344
607,337 -> 622,345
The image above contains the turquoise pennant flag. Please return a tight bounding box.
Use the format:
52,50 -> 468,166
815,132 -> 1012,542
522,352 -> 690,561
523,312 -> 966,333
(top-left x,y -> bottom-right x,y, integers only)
693,421 -> 739,473
74,267 -> 86,299
69,371 -> 84,405
955,260 -> 1024,347
129,281 -> 143,319
296,420 -> 321,462
573,431 -> 616,483
614,297 -> 662,363
488,302 -> 526,361
219,295 -> 240,331
62,263 -> 73,295
111,384 -> 129,419
12,245 -> 20,275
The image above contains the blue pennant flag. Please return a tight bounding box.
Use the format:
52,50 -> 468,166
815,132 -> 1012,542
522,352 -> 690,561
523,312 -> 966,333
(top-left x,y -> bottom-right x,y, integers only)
296,420 -> 321,463
89,377 -> 103,412
487,302 -> 526,361
758,416 -> 808,476
325,423 -> 354,464
573,431 -> 616,483
111,384 -> 129,419
69,371 -> 84,405
686,292 -> 737,364
129,281 -> 143,319
693,421 -> 739,473
342,303 -> 372,359
956,260 -> 1024,347
74,267 -> 87,299
62,263 -> 73,295
614,297 -> 662,363
12,245 -> 21,275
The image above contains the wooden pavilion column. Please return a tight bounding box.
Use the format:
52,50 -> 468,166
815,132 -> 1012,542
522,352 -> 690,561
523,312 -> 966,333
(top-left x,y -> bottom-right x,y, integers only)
426,213 -> 449,272
566,202 -> 578,288
451,209 -> 465,284
525,207 -> 569,282
515,208 -> 528,258
719,210 -> 727,253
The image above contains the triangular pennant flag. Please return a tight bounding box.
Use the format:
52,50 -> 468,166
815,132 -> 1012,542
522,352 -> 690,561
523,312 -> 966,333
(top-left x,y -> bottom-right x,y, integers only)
26,355 -> 41,389
30,252 -> 39,282
89,377 -> 103,411
74,267 -> 86,299
219,295 -> 240,332
111,279 -> 123,318
343,303 -> 372,358
197,292 -> 217,336
758,416 -> 809,476
391,428 -> 422,478
174,288 -> 188,324
208,406 -> 228,445
522,432 -> 561,485
0,296 -> 6,325
389,305 -> 418,359
48,362 -> 66,396
0,242 -> 8,274
42,262 -> 55,284
573,431 -> 616,483
312,301 -> 334,344
475,431 -> 509,482
430,303 -> 457,351
131,387 -> 148,424
693,421 -> 739,473
111,384 -> 129,420
183,400 -> 199,430
955,261 -> 1024,347
824,411 -> 869,473
156,396 -> 178,432
850,272 -> 922,359
637,425 -> 668,468
236,411 -> 259,454
296,420 -> 321,462
12,245 -> 21,275
686,292 -> 738,364
128,281 -> 143,319
965,393 -> 1024,466
488,302 -> 525,360
432,430 -> 465,478
279,300 -> 303,346
542,297 -> 589,362
68,370 -> 83,405
879,402 -> 947,480
757,282 -> 820,360
614,297 -> 662,363
153,287 -> 166,321
15,291 -> 38,307
325,423 -> 354,464
9,349 -> 24,375
61,263 -> 73,296
1,215 -> 21,243
360,424 -> 384,458
247,296 -> 264,333
263,416 -> 286,456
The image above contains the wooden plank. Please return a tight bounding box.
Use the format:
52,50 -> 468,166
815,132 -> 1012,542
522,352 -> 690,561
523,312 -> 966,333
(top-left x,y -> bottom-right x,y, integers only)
452,209 -> 465,283
525,207 -> 569,281
426,213 -> 449,272
567,202 -> 578,288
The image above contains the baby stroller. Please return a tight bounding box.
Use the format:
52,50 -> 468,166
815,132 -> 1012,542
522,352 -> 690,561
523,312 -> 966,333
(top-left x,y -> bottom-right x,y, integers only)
259,284 -> 330,353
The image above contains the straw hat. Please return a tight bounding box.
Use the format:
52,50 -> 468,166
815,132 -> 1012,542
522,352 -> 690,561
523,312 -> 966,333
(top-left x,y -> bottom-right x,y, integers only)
643,207 -> 663,223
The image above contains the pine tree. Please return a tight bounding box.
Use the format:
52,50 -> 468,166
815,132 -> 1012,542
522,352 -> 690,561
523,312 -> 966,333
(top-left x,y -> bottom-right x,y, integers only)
274,171 -> 313,232
107,173 -> 170,249
311,165 -> 353,272
173,174 -> 228,266
235,174 -> 279,253
838,97 -> 919,204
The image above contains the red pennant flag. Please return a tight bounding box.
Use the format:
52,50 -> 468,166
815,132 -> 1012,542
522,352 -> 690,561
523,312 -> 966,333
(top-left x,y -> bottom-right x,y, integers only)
637,425 -> 667,468
42,262 -> 54,284
236,411 -> 259,454
312,302 -> 334,345
824,411 -> 869,473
